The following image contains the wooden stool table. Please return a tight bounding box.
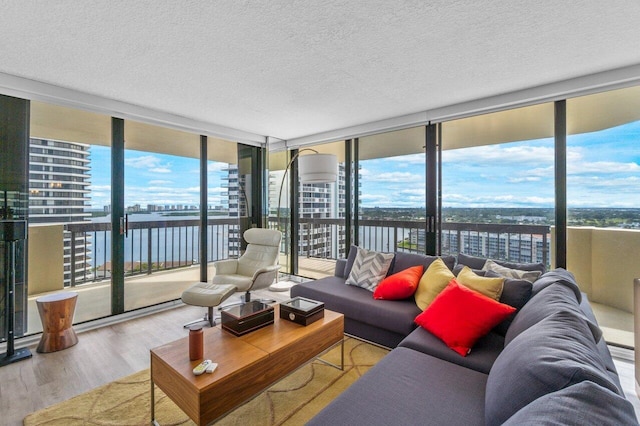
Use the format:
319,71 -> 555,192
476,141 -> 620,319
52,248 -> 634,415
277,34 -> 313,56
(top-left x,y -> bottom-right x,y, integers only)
36,292 -> 79,353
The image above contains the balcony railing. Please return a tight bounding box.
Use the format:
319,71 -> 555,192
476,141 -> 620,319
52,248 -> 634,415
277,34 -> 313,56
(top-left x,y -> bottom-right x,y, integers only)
268,218 -> 550,267
65,218 -> 241,286
62,216 -> 550,287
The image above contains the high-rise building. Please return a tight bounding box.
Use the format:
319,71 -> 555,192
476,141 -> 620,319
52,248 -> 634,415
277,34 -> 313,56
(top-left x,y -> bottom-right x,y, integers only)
268,164 -> 347,260
28,138 -> 91,285
224,165 -> 244,256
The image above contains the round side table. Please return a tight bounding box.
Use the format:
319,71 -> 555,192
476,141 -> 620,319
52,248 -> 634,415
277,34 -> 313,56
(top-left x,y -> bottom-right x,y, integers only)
36,292 -> 79,353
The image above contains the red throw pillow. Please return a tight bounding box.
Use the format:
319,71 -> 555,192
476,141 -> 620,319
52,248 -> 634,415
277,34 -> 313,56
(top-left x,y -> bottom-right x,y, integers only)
414,279 -> 516,356
373,265 -> 424,300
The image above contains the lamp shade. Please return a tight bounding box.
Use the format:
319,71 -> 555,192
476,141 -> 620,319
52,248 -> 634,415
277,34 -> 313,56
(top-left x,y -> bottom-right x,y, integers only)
298,153 -> 338,183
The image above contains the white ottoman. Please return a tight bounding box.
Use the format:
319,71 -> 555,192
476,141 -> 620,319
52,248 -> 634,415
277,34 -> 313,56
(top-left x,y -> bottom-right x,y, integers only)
181,283 -> 237,327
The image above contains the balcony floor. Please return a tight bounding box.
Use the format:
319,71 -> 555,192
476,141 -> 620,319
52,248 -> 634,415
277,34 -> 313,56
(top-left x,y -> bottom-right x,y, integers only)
25,257 -> 333,336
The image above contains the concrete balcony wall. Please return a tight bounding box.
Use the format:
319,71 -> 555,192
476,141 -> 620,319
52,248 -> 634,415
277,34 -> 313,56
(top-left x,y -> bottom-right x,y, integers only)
553,226 -> 640,314
27,223 -> 64,295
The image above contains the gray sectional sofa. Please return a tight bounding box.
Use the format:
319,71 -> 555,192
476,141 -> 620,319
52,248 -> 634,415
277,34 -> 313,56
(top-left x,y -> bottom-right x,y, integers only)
291,250 -> 639,425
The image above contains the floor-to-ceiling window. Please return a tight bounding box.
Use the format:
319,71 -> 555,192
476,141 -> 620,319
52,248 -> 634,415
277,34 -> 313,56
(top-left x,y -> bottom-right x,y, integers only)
295,141 -> 346,278
27,101 -> 112,331
440,103 -> 555,266
566,85 -> 640,347
268,150 -> 292,275
122,120 -> 202,311
357,127 -> 427,254
206,137 -> 240,269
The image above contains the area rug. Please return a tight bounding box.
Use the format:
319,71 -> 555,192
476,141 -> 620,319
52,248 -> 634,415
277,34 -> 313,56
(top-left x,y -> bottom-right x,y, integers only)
24,337 -> 388,425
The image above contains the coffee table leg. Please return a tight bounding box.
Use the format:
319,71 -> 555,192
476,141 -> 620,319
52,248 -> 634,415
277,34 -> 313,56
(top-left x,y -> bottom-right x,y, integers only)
315,338 -> 344,371
151,378 -> 159,425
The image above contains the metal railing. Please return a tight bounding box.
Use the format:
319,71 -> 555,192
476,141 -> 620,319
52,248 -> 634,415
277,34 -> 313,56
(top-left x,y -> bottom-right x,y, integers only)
65,218 -> 240,286
64,217 -> 550,286
268,217 -> 550,267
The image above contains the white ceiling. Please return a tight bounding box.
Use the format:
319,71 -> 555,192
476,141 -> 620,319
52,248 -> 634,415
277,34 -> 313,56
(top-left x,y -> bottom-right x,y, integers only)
2,0 -> 640,143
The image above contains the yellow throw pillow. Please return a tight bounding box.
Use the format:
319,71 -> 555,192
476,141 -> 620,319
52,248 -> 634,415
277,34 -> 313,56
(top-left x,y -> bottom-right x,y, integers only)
457,266 -> 505,301
414,258 -> 455,310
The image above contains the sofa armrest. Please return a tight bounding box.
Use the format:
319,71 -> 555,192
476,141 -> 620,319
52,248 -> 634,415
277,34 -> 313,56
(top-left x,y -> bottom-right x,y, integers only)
213,259 -> 238,275
335,258 -> 347,278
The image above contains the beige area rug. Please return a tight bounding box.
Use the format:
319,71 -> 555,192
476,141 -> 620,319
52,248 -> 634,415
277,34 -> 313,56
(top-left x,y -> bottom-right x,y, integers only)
24,337 -> 388,425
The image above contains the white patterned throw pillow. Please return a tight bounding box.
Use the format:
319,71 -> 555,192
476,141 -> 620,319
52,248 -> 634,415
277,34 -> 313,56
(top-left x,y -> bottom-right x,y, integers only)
345,247 -> 394,291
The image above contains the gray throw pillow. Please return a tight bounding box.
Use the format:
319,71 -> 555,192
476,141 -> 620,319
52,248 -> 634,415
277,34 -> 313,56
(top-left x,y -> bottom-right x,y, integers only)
502,381 -> 638,426
457,253 -> 546,275
482,259 -> 541,283
391,252 -> 455,275
485,310 -> 620,425
345,247 -> 394,292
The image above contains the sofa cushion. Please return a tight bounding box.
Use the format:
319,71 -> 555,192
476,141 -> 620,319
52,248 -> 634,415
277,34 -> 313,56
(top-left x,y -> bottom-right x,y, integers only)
343,245 -> 358,277
308,347 -> 487,426
457,253 -> 546,275
532,268 -> 582,302
373,265 -> 423,300
505,283 -> 602,346
345,247 -> 394,291
502,381 -> 639,426
415,280 -> 515,356
390,252 -> 455,275
291,276 -> 422,337
482,259 -> 542,283
457,266 -> 505,301
399,326 -> 504,374
414,257 -> 455,310
485,310 -> 621,425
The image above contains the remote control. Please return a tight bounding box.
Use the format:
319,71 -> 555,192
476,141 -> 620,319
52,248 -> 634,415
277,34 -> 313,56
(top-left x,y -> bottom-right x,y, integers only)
193,359 -> 212,376
205,362 -> 218,374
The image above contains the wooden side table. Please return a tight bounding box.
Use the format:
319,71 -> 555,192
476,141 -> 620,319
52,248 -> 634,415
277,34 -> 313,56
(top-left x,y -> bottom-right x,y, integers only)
36,292 -> 79,353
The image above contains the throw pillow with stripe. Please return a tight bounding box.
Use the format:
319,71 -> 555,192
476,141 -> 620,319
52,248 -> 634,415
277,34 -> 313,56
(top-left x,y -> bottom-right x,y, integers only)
345,247 -> 394,291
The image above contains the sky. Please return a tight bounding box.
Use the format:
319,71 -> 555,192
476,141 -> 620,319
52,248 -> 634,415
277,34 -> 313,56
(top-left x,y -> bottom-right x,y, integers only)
87,121 -> 640,210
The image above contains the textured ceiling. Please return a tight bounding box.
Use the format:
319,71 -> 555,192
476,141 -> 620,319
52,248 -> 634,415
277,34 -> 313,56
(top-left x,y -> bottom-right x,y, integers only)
1,0 -> 640,141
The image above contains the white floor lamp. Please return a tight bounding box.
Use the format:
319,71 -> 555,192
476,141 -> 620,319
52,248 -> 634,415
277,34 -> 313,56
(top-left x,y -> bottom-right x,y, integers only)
269,149 -> 338,292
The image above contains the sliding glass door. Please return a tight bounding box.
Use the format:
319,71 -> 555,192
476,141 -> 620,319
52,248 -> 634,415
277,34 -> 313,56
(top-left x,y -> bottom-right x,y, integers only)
122,121 -> 203,310
357,127 -> 427,254
440,104 -> 555,267
566,85 -> 640,347
27,101 -> 113,330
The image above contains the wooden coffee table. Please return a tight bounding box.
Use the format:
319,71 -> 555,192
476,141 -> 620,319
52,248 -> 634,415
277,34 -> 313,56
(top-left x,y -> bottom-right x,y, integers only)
150,306 -> 344,425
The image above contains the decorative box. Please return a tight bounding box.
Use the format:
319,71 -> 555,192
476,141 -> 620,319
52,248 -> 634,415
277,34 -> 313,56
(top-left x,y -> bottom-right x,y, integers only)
221,301 -> 274,336
280,297 -> 325,326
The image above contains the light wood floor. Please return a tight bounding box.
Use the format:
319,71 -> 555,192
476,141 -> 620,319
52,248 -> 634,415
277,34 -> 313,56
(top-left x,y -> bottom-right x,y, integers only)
2,284 -> 640,425
0,287 -> 291,425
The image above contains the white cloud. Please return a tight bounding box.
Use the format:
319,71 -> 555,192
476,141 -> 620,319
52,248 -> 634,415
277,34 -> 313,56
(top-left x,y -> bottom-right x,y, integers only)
365,171 -> 422,183
87,184 -> 111,191
208,162 -> 229,172
125,155 -> 173,173
150,167 -> 172,174
399,188 -> 426,196
443,145 -> 555,165
568,161 -> 640,174
507,176 -> 542,183
149,180 -> 172,185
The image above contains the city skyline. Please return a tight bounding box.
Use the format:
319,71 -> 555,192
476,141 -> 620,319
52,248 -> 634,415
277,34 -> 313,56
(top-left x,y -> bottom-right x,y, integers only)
87,120 -> 640,211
